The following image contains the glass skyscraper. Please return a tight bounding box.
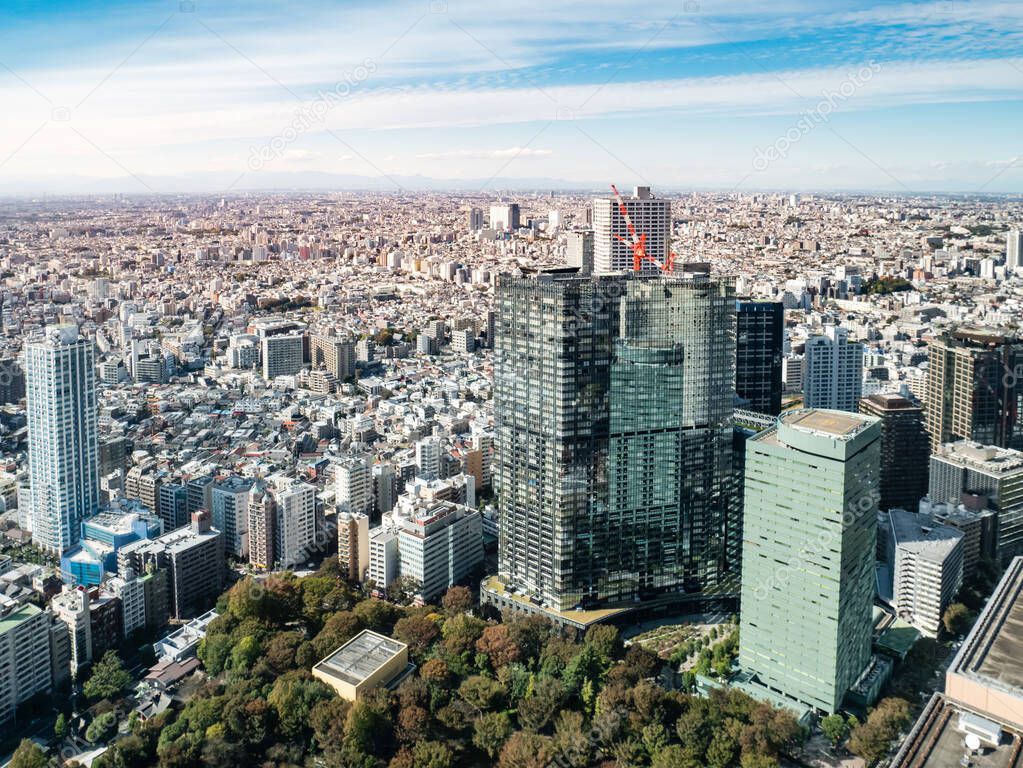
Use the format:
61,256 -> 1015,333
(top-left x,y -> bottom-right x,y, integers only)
26,325 -> 100,554
735,300 -> 784,416
492,270 -> 736,613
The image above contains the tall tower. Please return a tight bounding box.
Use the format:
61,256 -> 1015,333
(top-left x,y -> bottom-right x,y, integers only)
802,325 -> 863,412
924,328 -> 1023,451
592,186 -> 671,275
735,300 -> 784,416
490,271 -> 736,613
26,325 -> 99,554
1006,228 -> 1022,273
859,393 -> 931,512
739,409 -> 881,714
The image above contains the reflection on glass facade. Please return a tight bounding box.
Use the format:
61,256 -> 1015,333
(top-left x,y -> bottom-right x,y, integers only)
735,300 -> 784,416
494,271 -> 736,612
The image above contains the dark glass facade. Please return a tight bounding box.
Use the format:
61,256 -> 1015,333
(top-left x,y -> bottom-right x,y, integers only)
493,272 -> 736,612
735,300 -> 784,416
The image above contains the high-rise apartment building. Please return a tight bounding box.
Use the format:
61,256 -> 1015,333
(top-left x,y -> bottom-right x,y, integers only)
488,271 -> 736,614
489,203 -> 520,231
211,477 -> 252,559
929,441 -> 1023,562
802,325 -> 863,412
739,409 -> 881,714
26,325 -> 100,554
1006,227 -> 1022,273
735,300 -> 784,416
924,328 -> 1023,451
247,481 -> 276,570
395,500 -> 484,603
415,437 -> 443,481
0,601 -> 54,724
51,585 -> 92,677
336,455 -> 373,516
262,333 -> 304,380
338,511 -> 370,582
592,186 -> 671,274
859,393 -> 931,511
565,230 -> 594,275
310,333 -> 355,381
275,481 -> 317,568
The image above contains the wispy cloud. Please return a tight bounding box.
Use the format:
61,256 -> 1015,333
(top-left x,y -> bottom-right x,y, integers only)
417,147 -> 553,159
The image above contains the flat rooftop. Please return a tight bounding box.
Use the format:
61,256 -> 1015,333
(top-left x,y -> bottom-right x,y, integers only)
951,557 -> 1023,694
891,695 -> 1023,768
314,630 -> 406,686
782,409 -> 866,437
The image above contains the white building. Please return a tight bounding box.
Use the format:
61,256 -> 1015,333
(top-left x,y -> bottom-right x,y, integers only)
107,574 -> 146,637
489,203 -> 520,232
415,437 -> 443,482
1007,228 -> 1022,273
51,586 -> 92,677
802,326 -> 864,412
335,455 -> 373,516
592,186 -> 671,275
394,500 -> 484,603
0,600 -> 54,725
275,481 -> 317,568
889,508 -> 965,637
367,527 -> 399,590
211,477 -> 252,559
261,334 -> 304,380
26,325 -> 100,554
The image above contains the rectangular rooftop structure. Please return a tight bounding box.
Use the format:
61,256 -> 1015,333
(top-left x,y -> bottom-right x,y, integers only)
945,556 -> 1023,730
312,629 -> 410,701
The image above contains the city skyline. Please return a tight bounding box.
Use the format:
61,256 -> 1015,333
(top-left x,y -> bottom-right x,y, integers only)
1,0 -> 1022,193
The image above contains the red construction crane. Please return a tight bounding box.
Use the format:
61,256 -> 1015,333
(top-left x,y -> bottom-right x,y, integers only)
609,184 -> 676,273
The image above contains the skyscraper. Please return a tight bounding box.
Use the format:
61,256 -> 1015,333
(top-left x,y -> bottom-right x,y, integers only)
487,271 -> 736,615
26,325 -> 100,554
739,409 -> 881,714
924,328 -> 1023,451
859,393 -> 931,512
802,325 -> 863,412
592,186 -> 671,274
1006,227 -> 1022,273
735,300 -> 784,416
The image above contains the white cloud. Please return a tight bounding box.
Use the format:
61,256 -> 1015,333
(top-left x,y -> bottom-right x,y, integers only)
417,147 -> 553,159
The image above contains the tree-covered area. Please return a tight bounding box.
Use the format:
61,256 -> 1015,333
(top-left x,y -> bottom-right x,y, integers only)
863,276 -> 912,295
88,560 -> 804,768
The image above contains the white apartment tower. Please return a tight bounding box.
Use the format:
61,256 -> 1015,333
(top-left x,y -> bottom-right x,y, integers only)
26,325 -> 100,554
1007,228 -> 1022,273
335,455 -> 373,516
802,325 -> 864,412
51,586 -> 92,677
592,186 -> 671,274
275,481 -> 317,568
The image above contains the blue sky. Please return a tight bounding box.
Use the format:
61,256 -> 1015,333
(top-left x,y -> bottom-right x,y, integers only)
1,0 -> 1021,192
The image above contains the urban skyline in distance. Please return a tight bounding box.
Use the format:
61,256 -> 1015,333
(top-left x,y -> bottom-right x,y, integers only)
1,0 -> 1022,194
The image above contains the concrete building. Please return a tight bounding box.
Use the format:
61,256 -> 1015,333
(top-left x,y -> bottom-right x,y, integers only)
565,230 -> 594,275
888,508 -> 965,637
921,498 -> 998,578
929,441 -> 1023,563
1006,228 -> 1022,273
367,527 -> 399,590
0,600 -> 54,725
275,480 -> 317,568
592,186 -> 671,275
52,585 -> 92,677
107,573 -> 146,637
338,511 -> 370,582
26,325 -> 100,554
210,476 -> 252,559
312,630 -> 410,701
247,481 -> 275,571
395,500 -> 484,603
739,409 -> 881,714
310,333 -> 355,381
489,203 -> 520,232
802,325 -> 863,412
415,437 -> 443,482
261,333 -> 304,380
335,455 -> 373,516
860,393 -> 931,512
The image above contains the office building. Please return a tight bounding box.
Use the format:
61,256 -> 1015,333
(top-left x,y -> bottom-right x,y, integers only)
26,325 -> 100,554
210,476 -> 252,559
395,500 -> 484,603
929,441 -> 1023,563
1007,227 -> 1022,273
467,207 -> 484,232
924,328 -> 1023,451
262,333 -> 304,380
565,230 -> 594,275
887,508 -> 965,637
489,203 -> 520,231
860,393 -> 931,511
186,475 -> 214,516
338,511 -> 370,582
592,186 -> 671,274
802,325 -> 863,412
739,409 -> 881,714
158,482 -> 189,531
118,511 -> 224,620
487,272 -> 736,614
0,600 -> 54,725
921,498 -> 998,578
735,300 -> 784,415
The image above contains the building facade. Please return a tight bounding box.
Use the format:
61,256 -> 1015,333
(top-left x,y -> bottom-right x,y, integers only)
592,187 -> 671,274
735,300 -> 784,416
860,393 -> 931,512
802,325 -> 863,412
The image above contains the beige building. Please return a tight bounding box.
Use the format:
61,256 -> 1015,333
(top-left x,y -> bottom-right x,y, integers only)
312,630 -> 409,701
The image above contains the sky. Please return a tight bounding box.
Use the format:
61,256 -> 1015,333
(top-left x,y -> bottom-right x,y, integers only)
1,0 -> 1022,194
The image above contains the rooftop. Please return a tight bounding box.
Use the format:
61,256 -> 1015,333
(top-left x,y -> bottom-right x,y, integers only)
313,630 -> 407,687
781,408 -> 870,438
935,441 -> 1023,475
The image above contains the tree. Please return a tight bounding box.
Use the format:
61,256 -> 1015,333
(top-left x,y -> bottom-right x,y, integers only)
458,675 -> 505,711
476,624 -> 521,669
393,614 -> 441,660
9,740 -> 47,768
473,712 -> 513,759
84,650 -> 132,701
267,671 -> 333,740
411,740 -> 453,768
441,614 -> 487,657
498,732 -> 555,768
584,624 -> 622,662
943,603 -> 973,636
54,712 -> 68,738
441,585 -> 474,615
820,713 -> 849,748
848,698 -> 911,764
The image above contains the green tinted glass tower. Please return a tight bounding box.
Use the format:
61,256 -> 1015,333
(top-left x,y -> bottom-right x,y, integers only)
492,270 -> 736,613
739,409 -> 881,714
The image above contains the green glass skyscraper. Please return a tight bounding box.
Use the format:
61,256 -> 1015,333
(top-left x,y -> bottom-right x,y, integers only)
739,409 -> 881,714
489,270 -> 736,614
